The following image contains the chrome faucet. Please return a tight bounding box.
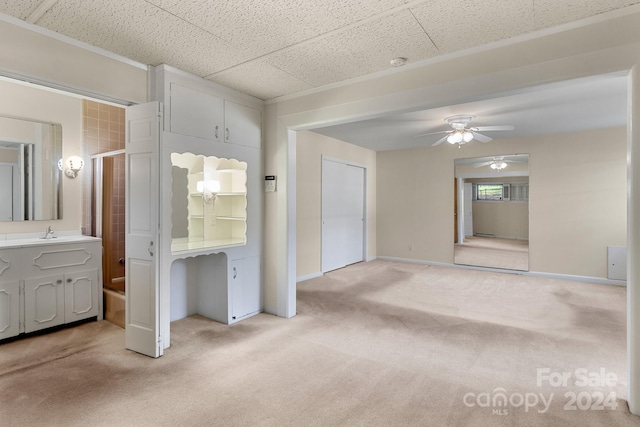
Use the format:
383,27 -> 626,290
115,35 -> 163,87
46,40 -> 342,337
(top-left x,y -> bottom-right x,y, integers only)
43,225 -> 54,239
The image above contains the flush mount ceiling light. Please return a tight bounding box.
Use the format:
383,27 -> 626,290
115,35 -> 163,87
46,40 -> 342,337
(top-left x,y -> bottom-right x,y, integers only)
389,57 -> 408,67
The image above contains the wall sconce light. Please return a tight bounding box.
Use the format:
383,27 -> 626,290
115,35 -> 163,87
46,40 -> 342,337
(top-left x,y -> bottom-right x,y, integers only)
57,156 -> 85,178
196,180 -> 220,204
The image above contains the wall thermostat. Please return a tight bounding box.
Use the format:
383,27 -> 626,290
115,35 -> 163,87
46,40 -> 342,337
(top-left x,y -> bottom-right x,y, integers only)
265,175 -> 277,192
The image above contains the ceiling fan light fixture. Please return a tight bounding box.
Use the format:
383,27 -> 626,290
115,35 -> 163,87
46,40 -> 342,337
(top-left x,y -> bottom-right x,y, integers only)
447,131 -> 463,144
490,161 -> 508,170
462,130 -> 474,142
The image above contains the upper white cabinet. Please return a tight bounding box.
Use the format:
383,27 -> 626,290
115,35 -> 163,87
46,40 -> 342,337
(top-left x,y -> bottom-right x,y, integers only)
169,83 -> 261,148
224,100 -> 261,148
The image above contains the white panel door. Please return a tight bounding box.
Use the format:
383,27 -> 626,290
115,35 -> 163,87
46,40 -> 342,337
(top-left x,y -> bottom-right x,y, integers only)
322,159 -> 365,273
464,182 -> 473,237
125,102 -> 162,358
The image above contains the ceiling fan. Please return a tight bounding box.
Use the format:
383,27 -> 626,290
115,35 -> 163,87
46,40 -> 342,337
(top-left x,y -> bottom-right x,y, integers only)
472,156 -> 526,171
414,115 -> 514,147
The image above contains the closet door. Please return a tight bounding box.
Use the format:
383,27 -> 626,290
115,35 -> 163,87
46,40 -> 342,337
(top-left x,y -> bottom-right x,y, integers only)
125,102 -> 161,358
321,158 -> 365,273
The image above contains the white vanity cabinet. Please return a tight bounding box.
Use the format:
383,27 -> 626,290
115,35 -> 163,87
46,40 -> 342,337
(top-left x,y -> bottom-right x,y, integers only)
0,236 -> 102,340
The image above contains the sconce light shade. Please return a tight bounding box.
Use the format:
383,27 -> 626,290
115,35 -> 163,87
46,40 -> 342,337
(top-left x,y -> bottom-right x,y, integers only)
59,155 -> 85,178
197,179 -> 221,203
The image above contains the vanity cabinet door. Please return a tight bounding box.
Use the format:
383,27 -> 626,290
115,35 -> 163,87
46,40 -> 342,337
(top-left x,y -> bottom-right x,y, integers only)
24,275 -> 65,333
64,269 -> 99,323
0,280 -> 19,340
231,256 -> 261,321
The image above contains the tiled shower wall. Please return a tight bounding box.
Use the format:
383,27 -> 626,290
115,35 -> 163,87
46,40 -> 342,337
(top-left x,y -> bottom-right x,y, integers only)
81,100 -> 125,276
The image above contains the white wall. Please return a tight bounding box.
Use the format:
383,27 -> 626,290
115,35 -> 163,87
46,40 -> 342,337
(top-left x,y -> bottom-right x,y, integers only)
376,127 -> 626,278
472,201 -> 529,240
296,131 -> 376,279
0,78 -> 82,234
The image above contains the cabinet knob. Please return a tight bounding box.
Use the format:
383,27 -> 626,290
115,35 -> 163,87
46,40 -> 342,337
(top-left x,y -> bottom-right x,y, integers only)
215,125 -> 219,139
67,278 -> 72,283
225,128 -> 230,141
56,279 -> 62,285
233,266 -> 237,279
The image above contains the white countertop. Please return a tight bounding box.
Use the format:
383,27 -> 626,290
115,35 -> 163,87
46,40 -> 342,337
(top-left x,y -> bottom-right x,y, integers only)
0,233 -> 101,249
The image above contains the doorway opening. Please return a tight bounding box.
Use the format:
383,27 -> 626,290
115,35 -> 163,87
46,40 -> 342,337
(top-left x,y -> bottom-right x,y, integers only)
454,154 -> 529,271
91,150 -> 126,327
82,100 -> 127,328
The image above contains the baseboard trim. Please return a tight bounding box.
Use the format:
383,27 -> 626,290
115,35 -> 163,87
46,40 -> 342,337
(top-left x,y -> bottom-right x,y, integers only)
376,256 -> 627,286
296,272 -> 323,282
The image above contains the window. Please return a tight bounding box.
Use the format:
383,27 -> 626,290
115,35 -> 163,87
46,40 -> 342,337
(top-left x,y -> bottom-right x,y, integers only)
476,184 -> 504,200
473,183 -> 529,201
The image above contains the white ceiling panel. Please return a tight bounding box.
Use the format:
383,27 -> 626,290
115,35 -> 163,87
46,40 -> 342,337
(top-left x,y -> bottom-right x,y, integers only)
533,0 -> 640,29
0,1 -> 41,20
147,0 -> 406,58
410,0 -> 535,54
266,10 -> 439,87
34,0 -> 255,76
209,60 -> 314,101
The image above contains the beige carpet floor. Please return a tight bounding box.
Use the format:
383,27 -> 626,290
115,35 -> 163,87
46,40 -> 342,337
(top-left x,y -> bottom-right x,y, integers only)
0,260 -> 634,426
455,236 -> 529,271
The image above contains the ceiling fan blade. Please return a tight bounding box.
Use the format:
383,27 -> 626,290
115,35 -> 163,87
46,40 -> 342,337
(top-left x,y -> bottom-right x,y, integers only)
504,159 -> 527,163
431,135 -> 449,146
473,161 -> 493,168
472,132 -> 492,143
414,130 -> 449,138
472,125 -> 514,132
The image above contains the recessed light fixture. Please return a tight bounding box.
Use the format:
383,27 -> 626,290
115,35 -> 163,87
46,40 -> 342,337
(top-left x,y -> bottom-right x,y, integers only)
390,57 -> 408,67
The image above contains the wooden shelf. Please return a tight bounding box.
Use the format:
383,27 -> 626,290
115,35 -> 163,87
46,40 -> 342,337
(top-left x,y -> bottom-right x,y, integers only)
216,216 -> 246,221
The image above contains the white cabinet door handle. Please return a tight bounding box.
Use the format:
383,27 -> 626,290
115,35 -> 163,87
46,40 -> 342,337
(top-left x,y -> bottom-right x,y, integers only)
226,128 -> 230,141
233,266 -> 237,279
215,125 -> 219,139
148,241 -> 154,256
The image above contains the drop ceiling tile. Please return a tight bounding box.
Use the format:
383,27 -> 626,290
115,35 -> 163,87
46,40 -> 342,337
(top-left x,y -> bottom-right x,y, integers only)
533,0 -> 640,29
147,0 -> 407,56
33,0 -> 255,76
267,10 -> 439,88
409,0 -> 536,54
0,1 -> 41,20
209,61 -> 314,100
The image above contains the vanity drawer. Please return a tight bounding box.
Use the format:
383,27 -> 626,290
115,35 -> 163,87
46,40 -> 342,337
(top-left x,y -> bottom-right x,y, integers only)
23,242 -> 101,275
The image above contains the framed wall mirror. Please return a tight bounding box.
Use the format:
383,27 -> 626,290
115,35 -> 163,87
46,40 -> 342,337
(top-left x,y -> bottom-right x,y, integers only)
454,154 -> 529,271
0,116 -> 62,221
